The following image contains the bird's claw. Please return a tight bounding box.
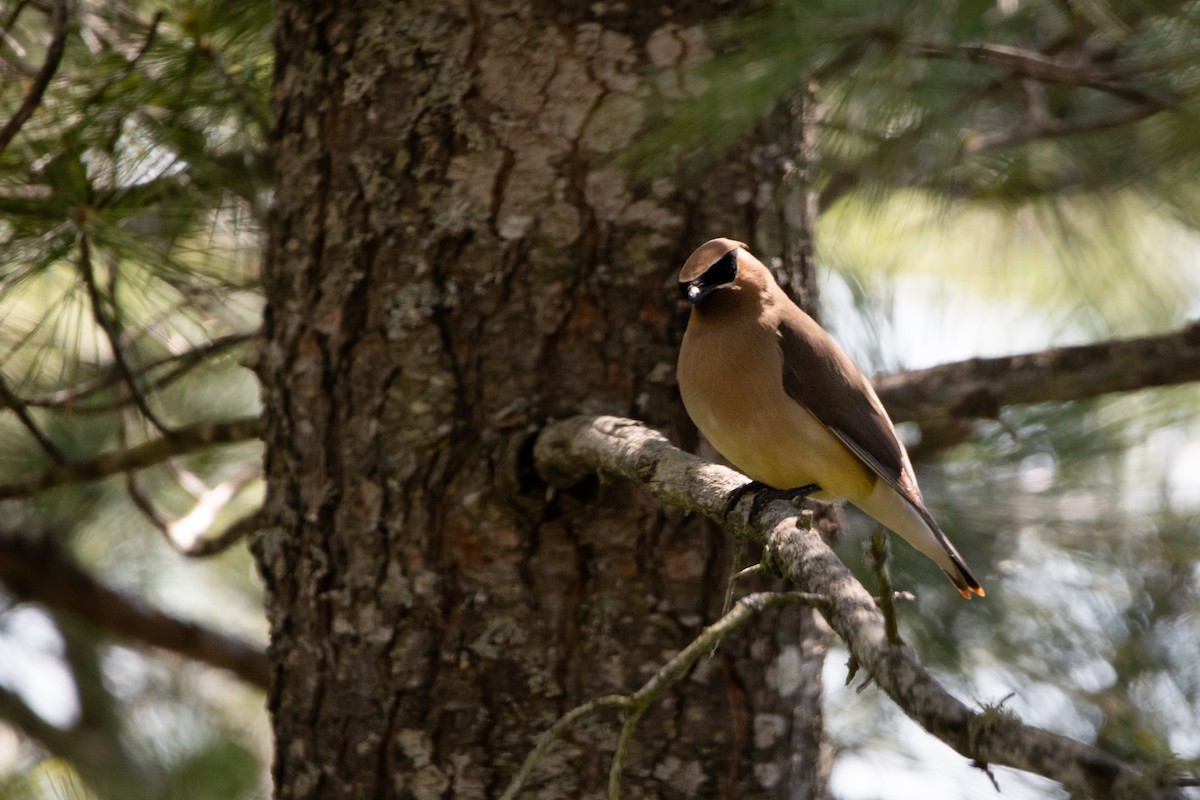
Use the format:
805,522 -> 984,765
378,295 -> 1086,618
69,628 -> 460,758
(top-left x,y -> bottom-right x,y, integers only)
723,480 -> 768,519
724,481 -> 821,522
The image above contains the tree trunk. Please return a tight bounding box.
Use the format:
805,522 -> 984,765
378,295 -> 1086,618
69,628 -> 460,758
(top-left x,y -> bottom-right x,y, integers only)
258,2 -> 831,797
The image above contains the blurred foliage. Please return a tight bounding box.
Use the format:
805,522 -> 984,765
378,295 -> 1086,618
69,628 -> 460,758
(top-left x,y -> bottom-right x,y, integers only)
1,0 -> 1199,799
0,0 -> 269,797
629,0 -> 1200,211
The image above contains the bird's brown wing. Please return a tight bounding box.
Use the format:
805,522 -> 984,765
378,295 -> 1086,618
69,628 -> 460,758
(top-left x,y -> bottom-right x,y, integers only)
776,313 -> 916,500
777,314 -> 984,596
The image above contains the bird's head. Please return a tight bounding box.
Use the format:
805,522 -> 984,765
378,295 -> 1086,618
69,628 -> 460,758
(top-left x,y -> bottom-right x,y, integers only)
678,238 -> 748,306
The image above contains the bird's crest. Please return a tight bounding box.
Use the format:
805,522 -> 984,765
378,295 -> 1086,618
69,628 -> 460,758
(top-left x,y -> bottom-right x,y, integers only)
678,238 -> 747,283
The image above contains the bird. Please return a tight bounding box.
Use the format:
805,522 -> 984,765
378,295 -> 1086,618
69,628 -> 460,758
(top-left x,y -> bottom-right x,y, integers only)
675,238 -> 984,598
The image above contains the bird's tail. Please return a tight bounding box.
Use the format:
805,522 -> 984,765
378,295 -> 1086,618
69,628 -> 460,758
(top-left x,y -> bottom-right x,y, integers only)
857,481 -> 984,598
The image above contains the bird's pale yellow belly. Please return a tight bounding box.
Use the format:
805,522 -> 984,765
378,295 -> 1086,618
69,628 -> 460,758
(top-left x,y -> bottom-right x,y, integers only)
678,363 -> 876,503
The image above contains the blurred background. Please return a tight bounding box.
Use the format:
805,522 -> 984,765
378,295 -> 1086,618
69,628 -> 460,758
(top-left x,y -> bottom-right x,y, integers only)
1,0 -> 1197,798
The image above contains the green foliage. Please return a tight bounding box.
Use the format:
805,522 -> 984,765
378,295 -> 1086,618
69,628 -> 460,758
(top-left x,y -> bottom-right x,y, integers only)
1,0 -> 268,797
627,0 -> 1200,218
0,757 -> 91,800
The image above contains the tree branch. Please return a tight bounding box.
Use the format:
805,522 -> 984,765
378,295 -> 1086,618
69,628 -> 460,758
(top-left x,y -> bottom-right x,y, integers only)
128,461 -> 263,557
874,320 -> 1200,425
532,415 -> 1193,800
18,331 -> 257,412
0,371 -> 66,463
0,0 -> 68,158
0,415 -> 263,500
914,41 -> 1171,109
1,325 -> 1191,500
0,529 -> 267,688
76,229 -> 170,433
501,589 -> 828,800
963,102 -> 1165,154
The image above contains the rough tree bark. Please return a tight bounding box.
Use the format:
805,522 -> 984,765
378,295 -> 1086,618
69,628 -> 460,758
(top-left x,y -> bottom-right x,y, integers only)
259,2 -> 828,798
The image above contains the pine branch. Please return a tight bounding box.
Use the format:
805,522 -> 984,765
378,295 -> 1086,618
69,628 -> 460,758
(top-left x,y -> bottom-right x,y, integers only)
874,320 -> 1200,425
532,415 -> 1193,800
127,461 -> 263,557
0,0 -> 68,157
0,416 -> 263,500
964,102 -> 1165,154
0,529 -> 268,688
76,230 -> 170,432
914,41 -> 1171,109
17,331 -> 257,412
0,371 -> 66,463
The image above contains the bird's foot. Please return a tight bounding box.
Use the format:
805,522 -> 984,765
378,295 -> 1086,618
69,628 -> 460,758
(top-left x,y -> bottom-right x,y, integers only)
724,481 -> 821,522
723,480 -> 768,520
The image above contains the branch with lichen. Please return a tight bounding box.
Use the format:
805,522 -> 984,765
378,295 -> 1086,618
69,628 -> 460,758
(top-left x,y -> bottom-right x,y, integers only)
500,589 -> 828,800
874,319 -> 1200,426
531,414 -> 1196,800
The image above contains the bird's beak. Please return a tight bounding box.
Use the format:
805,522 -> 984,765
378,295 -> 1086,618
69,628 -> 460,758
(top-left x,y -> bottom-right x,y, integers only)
682,281 -> 713,305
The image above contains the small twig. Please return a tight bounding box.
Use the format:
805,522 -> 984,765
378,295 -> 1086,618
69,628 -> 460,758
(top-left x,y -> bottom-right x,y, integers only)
971,759 -> 1002,792
167,464 -> 261,553
166,461 -> 210,497
0,371 -> 66,463
76,230 -> 171,433
1,0 -> 32,40
21,332 -> 258,412
843,653 -> 862,687
122,415 -> 262,556
611,591 -> 825,798
965,102 -> 1165,153
127,469 -> 171,530
914,41 -> 1171,108
122,409 -> 175,535
504,591 -> 827,800
854,674 -> 877,694
717,535 -> 745,622
128,11 -> 163,64
608,705 -> 648,800
498,696 -> 631,800
868,530 -> 902,645
843,653 -> 872,694
179,507 -> 265,557
0,0 -> 68,158
0,415 -> 263,500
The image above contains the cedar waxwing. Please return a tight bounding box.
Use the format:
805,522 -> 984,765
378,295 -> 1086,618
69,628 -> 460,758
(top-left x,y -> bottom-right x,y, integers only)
676,238 -> 984,598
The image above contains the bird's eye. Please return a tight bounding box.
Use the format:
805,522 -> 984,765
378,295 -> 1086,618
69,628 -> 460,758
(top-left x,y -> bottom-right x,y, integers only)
704,249 -> 738,287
